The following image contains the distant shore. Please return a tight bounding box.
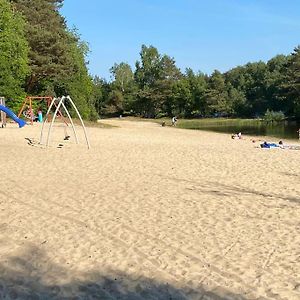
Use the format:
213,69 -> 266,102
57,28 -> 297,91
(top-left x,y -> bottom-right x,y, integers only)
115,116 -> 300,141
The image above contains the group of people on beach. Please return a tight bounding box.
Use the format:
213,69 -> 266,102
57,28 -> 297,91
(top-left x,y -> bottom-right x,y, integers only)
260,140 -> 300,150
164,119 -> 300,149
231,129 -> 300,150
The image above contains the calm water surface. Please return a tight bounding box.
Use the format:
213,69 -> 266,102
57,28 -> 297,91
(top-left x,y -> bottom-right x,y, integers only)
178,120 -> 300,141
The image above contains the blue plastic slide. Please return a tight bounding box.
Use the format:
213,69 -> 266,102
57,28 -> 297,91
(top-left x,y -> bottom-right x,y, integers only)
0,105 -> 26,128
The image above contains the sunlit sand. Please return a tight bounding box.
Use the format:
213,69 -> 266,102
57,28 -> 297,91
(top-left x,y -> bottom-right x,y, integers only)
0,119 -> 299,299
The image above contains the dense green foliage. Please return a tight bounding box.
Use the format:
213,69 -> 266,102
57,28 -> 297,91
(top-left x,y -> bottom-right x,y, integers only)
1,0 -> 300,120
95,45 -> 300,121
1,0 -> 96,119
0,0 -> 29,100
263,109 -> 285,122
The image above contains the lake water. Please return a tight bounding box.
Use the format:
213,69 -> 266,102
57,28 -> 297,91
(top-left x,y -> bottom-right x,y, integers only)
178,119 -> 300,141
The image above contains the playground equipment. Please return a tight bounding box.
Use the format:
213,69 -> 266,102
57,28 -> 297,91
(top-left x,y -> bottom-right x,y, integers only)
0,97 -> 6,128
40,95 -> 90,149
18,96 -> 52,125
0,104 -> 26,128
18,96 -> 69,125
0,97 -> 26,128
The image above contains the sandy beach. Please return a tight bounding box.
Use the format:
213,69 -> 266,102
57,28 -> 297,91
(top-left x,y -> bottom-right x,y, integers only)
0,119 -> 300,299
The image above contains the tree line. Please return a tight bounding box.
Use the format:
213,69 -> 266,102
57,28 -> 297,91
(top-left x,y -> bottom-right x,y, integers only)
1,0 -> 300,120
97,45 -> 300,121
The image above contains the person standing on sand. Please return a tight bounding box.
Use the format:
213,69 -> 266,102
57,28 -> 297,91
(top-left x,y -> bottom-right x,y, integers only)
172,116 -> 177,126
298,128 -> 300,140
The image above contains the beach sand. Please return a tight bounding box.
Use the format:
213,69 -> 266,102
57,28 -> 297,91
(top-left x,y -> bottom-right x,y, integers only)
0,119 -> 300,299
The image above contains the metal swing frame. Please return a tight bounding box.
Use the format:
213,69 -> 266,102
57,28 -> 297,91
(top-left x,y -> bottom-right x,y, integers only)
39,95 -> 90,149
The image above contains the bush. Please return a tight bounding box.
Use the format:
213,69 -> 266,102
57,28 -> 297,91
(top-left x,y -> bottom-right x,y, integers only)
155,112 -> 168,119
263,109 -> 285,122
89,107 -> 99,121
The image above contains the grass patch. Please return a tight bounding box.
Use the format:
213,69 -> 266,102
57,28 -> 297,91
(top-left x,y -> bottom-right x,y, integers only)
74,119 -> 115,128
52,118 -> 115,128
121,117 -> 261,128
176,118 -> 261,130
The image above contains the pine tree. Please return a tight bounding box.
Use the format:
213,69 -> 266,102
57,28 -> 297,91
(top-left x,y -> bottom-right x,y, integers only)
10,0 -> 73,93
0,0 -> 29,101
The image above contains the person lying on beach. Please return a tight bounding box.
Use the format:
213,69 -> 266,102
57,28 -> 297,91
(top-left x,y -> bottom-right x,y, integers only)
278,140 -> 300,150
231,132 -> 242,139
260,141 -> 279,148
260,140 -> 300,150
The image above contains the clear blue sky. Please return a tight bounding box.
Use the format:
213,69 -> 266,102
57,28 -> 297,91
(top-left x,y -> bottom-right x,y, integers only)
61,0 -> 300,80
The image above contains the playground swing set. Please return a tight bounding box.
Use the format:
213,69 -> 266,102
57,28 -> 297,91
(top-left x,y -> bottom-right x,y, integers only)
40,95 -> 90,149
0,95 -> 90,149
17,96 -> 64,125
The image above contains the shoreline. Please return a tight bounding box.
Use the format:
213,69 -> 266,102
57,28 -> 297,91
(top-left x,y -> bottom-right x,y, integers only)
104,116 -> 300,144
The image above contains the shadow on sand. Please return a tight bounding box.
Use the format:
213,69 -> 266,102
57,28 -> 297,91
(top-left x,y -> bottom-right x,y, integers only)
0,245 -> 249,300
163,175 -> 300,205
